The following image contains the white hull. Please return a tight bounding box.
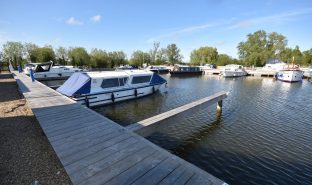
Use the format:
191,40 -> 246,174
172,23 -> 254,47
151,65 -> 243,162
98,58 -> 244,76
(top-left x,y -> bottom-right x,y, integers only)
276,70 -> 304,82
74,84 -> 163,107
221,71 -> 247,77
34,71 -> 75,79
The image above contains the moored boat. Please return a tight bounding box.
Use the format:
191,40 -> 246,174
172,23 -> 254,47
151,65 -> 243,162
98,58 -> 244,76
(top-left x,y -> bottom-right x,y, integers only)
26,61 -> 85,80
170,65 -> 203,76
146,65 -> 170,74
220,64 -> 247,77
56,70 -> 167,107
275,64 -> 304,83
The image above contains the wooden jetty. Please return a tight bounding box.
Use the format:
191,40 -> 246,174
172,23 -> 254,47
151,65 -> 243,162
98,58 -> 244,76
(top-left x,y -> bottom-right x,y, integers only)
127,91 -> 228,137
12,71 -> 227,185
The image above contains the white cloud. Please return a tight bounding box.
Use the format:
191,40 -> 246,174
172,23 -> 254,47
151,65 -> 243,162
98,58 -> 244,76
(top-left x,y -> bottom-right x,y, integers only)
66,17 -> 83,25
229,8 -> 312,29
90,15 -> 102,23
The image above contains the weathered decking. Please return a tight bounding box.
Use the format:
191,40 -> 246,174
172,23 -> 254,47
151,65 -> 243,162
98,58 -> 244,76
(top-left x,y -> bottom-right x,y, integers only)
12,71 -> 226,185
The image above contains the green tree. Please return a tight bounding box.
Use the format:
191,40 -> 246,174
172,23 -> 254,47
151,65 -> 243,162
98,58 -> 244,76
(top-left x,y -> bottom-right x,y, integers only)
302,49 -> 312,66
149,42 -> 160,65
190,46 -> 218,65
238,30 -> 287,67
30,47 -> 56,63
216,54 -> 233,66
267,32 -> 287,57
55,47 -> 69,65
166,44 -> 182,65
24,42 -> 38,62
129,50 -> 150,67
155,48 -> 167,65
90,48 -> 109,68
68,47 -> 90,67
1,41 -> 24,68
109,51 -> 127,68
292,45 -> 303,64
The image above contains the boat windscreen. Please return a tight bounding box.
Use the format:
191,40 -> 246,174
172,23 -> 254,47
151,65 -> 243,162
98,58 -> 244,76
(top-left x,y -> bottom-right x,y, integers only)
56,72 -> 91,96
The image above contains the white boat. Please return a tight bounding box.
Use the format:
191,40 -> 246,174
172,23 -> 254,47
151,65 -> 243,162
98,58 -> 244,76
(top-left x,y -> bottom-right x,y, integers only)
146,65 -> 170,74
198,64 -> 215,71
220,64 -> 247,77
27,61 -> 85,80
263,58 -> 286,71
275,64 -> 304,83
23,63 -> 40,74
56,70 -> 167,107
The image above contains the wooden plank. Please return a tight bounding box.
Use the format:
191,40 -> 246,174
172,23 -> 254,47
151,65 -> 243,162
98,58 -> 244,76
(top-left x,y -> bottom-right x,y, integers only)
65,137 -> 141,174
172,169 -> 195,185
158,165 -> 187,185
60,133 -> 132,165
52,124 -> 115,148
77,146 -> 156,185
130,157 -> 180,185
127,91 -> 228,133
47,120 -> 104,142
105,152 -> 168,185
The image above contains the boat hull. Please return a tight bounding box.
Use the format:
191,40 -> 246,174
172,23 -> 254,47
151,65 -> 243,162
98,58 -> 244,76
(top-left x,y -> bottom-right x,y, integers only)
74,84 -> 164,107
276,70 -> 304,82
221,71 -> 247,77
170,71 -> 203,76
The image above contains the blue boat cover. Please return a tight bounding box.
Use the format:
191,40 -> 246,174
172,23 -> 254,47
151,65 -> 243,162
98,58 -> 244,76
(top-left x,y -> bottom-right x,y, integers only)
56,72 -> 91,96
150,73 -> 167,85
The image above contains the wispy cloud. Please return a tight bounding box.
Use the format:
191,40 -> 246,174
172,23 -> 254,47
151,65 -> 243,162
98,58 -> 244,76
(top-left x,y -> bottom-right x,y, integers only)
229,8 -> 312,29
66,17 -> 83,25
90,15 -> 102,23
147,23 -> 217,43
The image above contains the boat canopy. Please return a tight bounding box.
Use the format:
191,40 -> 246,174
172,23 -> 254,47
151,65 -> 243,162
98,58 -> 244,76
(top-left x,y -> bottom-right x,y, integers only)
57,72 -> 91,96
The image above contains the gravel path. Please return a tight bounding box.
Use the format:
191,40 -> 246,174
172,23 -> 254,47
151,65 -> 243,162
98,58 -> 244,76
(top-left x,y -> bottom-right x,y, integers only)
0,73 -> 72,185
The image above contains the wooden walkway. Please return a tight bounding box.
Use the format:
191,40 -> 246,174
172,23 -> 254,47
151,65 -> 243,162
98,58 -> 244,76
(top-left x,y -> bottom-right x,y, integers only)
127,91 -> 228,136
12,72 -> 227,185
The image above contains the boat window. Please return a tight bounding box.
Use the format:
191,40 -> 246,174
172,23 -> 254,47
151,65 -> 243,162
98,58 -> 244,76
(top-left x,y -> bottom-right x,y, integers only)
119,77 -> 128,86
132,75 -> 151,84
101,78 -> 120,88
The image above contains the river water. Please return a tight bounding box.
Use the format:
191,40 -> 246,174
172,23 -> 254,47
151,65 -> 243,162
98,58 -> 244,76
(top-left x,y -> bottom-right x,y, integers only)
93,75 -> 312,185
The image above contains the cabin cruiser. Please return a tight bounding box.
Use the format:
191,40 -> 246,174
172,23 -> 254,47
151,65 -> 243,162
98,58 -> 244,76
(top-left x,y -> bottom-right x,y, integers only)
146,65 -> 170,74
170,65 -> 203,76
56,70 -> 167,107
198,64 -> 215,71
23,63 -> 40,74
25,61 -> 85,80
275,60 -> 304,83
220,64 -> 247,77
263,58 -> 286,71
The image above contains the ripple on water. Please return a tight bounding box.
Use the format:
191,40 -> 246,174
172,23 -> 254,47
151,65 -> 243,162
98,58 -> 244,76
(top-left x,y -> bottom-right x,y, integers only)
94,76 -> 312,185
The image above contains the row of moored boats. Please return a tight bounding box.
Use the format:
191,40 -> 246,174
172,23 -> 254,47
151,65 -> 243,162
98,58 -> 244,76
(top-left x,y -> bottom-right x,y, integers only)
22,58 -> 308,107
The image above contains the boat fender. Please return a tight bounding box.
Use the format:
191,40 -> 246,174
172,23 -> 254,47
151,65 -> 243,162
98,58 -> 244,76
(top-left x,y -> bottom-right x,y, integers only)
44,74 -> 47,78
58,73 -> 62,76
165,82 -> 168,88
152,86 -> 155,93
111,93 -> 115,102
134,89 -> 138,97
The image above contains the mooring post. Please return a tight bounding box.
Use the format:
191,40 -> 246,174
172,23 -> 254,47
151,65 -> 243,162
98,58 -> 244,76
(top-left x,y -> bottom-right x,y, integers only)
217,100 -> 223,112
30,69 -> 35,82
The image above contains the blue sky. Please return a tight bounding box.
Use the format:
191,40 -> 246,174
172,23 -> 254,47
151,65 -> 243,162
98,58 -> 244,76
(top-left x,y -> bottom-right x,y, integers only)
1,0 -> 312,61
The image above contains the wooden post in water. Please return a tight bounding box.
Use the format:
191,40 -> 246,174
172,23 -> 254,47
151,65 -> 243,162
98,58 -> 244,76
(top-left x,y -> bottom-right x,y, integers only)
217,100 -> 223,112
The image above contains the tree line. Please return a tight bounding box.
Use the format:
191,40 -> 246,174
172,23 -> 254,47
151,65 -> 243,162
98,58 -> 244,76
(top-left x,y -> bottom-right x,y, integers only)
1,29 -> 312,68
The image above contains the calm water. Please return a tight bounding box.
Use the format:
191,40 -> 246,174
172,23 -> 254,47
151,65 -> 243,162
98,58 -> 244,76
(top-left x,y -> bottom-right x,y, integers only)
92,75 -> 312,185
